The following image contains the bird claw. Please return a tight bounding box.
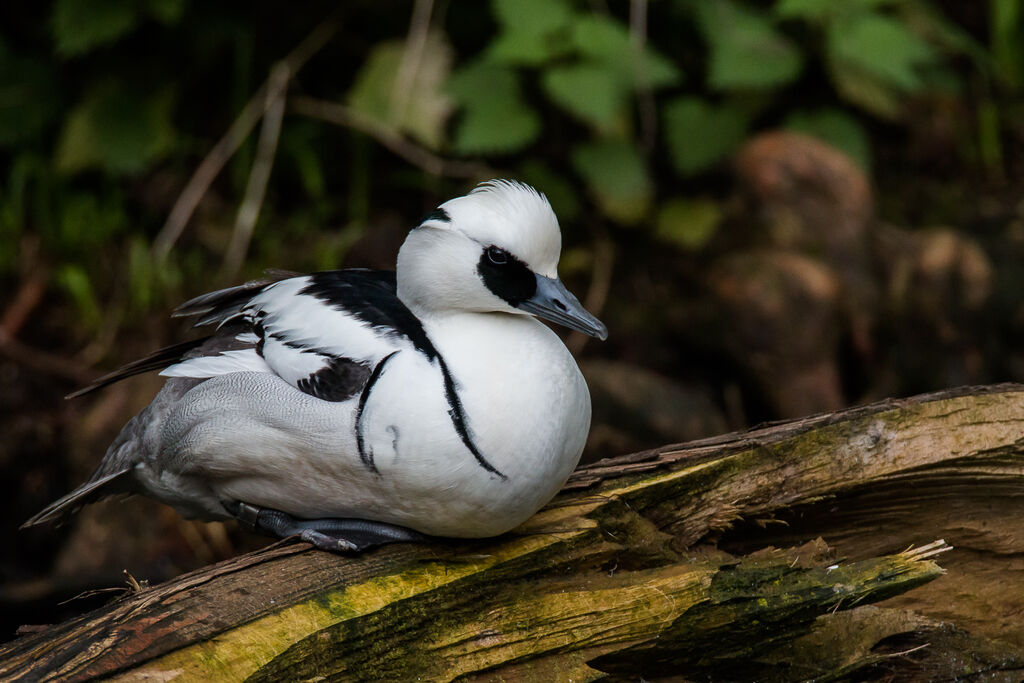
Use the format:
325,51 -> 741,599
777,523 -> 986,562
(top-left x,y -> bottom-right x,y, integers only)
224,500 -> 428,554
298,529 -> 359,553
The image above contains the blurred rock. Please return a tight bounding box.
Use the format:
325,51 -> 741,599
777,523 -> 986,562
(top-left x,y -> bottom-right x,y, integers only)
735,131 -> 872,258
708,250 -> 845,418
734,132 -> 877,358
581,359 -> 727,463
873,224 -> 995,390
878,226 -> 994,326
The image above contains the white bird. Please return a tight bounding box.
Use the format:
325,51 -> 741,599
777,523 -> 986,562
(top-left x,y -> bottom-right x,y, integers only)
24,180 -> 607,552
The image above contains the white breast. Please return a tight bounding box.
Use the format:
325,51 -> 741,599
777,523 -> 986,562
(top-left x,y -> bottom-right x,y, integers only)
377,311 -> 591,535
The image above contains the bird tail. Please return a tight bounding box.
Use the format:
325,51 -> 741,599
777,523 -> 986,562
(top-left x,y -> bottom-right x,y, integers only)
66,338 -> 210,399
31,375 -> 204,529
21,468 -> 135,528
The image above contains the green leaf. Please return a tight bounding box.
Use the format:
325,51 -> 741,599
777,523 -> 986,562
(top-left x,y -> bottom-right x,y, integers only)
826,13 -> 937,91
696,0 -> 803,90
346,35 -> 454,149
988,0 -> 1023,85
57,191 -> 128,247
486,0 -> 573,65
145,0 -> 186,24
281,124 -> 325,199
663,97 -> 750,176
52,0 -> 138,57
542,64 -> 627,132
571,140 -> 651,224
534,15 -> 679,129
5,153 -> 53,238
450,100 -> 539,156
447,61 -> 539,154
571,15 -> 632,60
977,99 -> 1003,172
570,15 -> 682,89
774,0 -> 834,21
491,0 -> 573,35
57,264 -> 101,329
633,47 -> 683,91
775,0 -> 904,23
487,33 -> 567,66
56,85 -> 176,175
992,0 -> 1023,38
655,198 -> 722,251
128,236 -> 154,311
784,108 -> 872,170
826,58 -> 902,119
0,154 -> 46,272
0,42 -> 61,146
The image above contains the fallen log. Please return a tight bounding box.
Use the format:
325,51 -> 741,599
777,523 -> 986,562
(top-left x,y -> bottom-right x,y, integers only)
3,384 -> 1024,681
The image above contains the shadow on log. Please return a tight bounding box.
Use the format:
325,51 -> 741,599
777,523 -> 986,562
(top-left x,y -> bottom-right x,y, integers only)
3,384 -> 1024,681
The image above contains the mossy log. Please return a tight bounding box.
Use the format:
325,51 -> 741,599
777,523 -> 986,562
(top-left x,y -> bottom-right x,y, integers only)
3,384 -> 1024,681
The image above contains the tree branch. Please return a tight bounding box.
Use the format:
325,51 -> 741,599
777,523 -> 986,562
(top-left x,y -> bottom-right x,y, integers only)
151,15 -> 341,262
4,385 -> 1024,680
290,96 -> 494,180
219,62 -> 289,281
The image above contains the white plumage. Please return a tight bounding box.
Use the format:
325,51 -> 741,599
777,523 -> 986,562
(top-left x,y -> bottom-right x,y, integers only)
26,180 -> 607,550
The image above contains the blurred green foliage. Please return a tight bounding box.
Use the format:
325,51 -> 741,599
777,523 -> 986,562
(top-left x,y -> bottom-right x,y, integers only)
0,0 -> 1019,341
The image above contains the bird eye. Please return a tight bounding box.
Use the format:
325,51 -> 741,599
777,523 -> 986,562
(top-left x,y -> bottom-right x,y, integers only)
486,246 -> 508,265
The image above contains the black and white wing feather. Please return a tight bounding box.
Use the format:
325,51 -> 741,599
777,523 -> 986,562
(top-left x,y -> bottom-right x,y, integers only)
161,270 -> 436,403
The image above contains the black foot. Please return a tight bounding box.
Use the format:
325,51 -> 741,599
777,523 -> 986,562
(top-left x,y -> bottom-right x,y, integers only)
225,501 -> 428,553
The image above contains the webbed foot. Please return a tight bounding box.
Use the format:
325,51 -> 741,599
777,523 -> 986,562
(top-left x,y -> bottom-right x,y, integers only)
226,501 -> 428,553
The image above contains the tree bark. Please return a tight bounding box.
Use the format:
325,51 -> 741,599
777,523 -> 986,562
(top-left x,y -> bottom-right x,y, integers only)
3,384 -> 1024,681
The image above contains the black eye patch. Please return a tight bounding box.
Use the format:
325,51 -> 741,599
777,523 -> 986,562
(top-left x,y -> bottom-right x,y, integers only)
476,245 -> 537,306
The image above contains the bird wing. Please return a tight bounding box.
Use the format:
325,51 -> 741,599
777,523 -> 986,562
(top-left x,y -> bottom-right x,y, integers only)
161,269 -> 433,403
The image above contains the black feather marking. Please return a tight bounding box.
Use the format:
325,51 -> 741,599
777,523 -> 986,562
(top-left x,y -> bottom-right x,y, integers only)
355,351 -> 399,474
296,356 -> 372,402
437,356 -> 507,480
299,270 -> 438,360
265,330 -> 320,353
303,271 -> 504,477
418,208 -> 450,225
67,338 -> 211,399
476,247 -> 537,307
173,274 -> 289,327
387,425 -> 400,457
255,314 -> 370,401
304,270 -> 505,478
254,319 -> 266,358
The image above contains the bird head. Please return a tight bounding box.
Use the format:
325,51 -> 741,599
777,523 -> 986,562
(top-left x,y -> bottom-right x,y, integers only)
397,180 -> 607,340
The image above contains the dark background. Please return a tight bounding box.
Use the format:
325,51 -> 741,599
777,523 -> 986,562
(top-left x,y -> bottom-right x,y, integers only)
2,0 -> 1022,641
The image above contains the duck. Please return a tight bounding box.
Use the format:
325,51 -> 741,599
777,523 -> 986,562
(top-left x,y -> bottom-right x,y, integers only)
24,180 -> 608,552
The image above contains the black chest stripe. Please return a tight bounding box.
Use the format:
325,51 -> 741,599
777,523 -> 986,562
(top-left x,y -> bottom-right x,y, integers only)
437,356 -> 507,480
355,352 -> 399,474
297,269 -> 505,480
